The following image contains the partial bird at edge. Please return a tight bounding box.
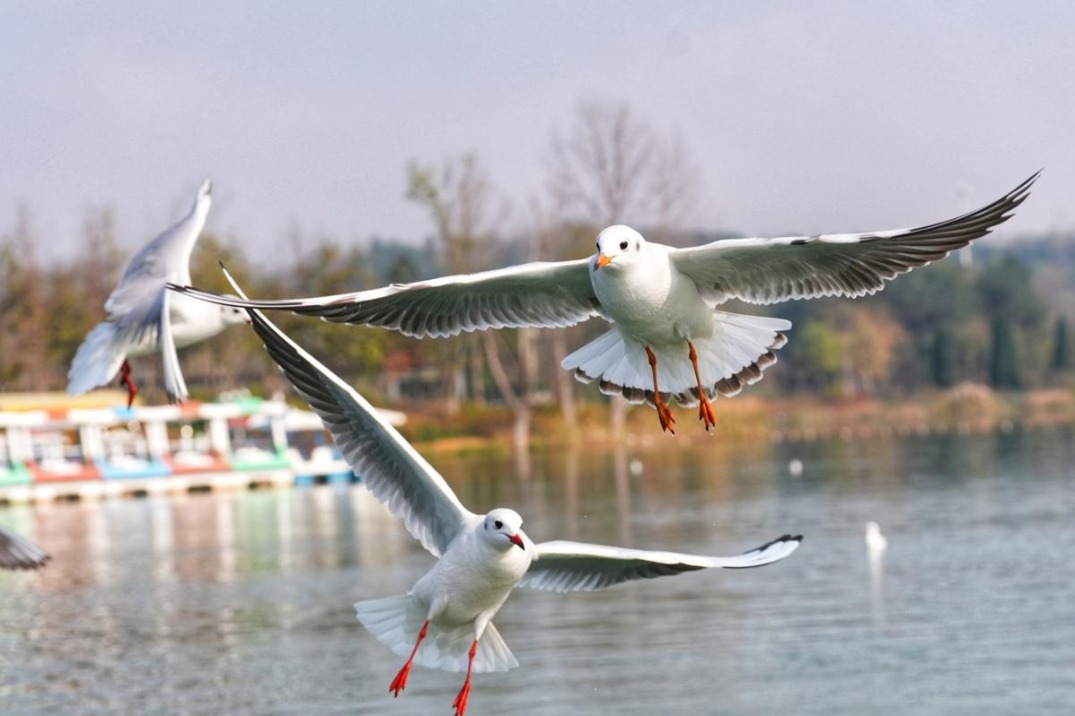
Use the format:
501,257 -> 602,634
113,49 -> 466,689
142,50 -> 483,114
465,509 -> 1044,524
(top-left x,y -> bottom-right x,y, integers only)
0,524 -> 50,570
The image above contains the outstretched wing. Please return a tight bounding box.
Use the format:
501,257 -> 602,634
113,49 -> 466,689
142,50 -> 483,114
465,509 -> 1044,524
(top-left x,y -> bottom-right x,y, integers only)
519,534 -> 802,593
170,258 -> 603,339
105,178 -> 213,319
223,270 -> 475,556
672,172 -> 1038,305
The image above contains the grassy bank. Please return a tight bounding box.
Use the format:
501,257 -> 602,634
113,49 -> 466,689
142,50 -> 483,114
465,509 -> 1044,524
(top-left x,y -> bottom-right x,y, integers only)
401,384 -> 1075,453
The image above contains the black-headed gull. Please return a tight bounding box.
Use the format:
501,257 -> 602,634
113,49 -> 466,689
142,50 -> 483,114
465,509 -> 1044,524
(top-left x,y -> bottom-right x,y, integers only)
220,270 -> 801,715
67,179 -> 247,407
0,524 -> 49,570
171,173 -> 1037,433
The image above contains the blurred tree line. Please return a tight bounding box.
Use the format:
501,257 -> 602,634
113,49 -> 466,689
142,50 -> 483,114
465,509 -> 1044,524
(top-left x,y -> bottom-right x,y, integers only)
1,100 -> 1072,446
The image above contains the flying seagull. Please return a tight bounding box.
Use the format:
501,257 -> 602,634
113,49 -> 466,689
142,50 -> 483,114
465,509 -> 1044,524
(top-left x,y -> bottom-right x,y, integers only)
0,524 -> 50,570
68,179 -> 247,407
171,172 -> 1038,433
222,270 -> 801,715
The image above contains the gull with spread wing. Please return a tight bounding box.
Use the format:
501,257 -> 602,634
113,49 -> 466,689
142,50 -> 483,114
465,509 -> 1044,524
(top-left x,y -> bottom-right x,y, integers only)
68,179 -> 247,407
220,271 -> 801,715
171,172 -> 1037,433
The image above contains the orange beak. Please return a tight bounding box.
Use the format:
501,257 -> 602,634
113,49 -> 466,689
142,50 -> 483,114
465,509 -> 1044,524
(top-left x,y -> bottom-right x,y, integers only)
594,253 -> 612,270
509,533 -> 525,550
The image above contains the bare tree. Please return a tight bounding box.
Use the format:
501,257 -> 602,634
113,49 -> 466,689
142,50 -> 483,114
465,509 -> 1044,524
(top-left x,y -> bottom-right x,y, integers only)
406,153 -> 540,447
549,100 -> 656,227
545,100 -> 661,432
519,197 -> 577,433
0,206 -> 50,389
650,131 -> 701,245
406,154 -> 495,413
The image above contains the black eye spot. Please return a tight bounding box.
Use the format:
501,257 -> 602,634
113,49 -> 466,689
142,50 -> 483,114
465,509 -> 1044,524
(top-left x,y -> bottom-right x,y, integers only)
494,520 -> 503,529
619,241 -> 628,251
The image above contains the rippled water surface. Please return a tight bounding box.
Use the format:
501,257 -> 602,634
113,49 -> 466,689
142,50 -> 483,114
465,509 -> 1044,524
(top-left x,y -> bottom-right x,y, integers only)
2,426 -> 1074,715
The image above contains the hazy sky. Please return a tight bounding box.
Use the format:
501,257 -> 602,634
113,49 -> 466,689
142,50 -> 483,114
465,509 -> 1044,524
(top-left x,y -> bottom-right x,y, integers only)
2,1 -> 1072,262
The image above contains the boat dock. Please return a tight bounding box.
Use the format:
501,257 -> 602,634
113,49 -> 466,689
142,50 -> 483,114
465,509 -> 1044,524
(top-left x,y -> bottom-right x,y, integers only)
0,396 -> 397,504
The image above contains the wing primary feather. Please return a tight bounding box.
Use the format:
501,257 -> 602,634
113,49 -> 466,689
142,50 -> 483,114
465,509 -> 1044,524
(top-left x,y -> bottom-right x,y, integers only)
216,265 -> 474,557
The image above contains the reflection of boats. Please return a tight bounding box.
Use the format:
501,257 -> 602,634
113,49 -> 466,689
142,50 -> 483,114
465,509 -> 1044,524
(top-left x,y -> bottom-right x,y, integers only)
0,397 -> 405,501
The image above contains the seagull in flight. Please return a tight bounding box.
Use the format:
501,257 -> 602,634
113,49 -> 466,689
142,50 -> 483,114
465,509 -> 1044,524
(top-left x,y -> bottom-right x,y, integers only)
0,524 -> 49,570
68,179 -> 247,407
171,172 -> 1037,433
221,270 -> 801,715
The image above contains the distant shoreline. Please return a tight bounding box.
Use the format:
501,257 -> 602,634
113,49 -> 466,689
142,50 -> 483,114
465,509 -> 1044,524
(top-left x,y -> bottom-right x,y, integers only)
405,384 -> 1075,453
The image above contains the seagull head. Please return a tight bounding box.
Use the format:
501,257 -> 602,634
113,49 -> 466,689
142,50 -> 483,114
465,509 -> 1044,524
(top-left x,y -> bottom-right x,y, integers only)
220,304 -> 251,326
199,178 -> 213,198
483,508 -> 526,551
593,225 -> 644,272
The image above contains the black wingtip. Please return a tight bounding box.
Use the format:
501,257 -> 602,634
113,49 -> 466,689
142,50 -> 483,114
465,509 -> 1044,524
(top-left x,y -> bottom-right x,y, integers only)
751,533 -> 803,553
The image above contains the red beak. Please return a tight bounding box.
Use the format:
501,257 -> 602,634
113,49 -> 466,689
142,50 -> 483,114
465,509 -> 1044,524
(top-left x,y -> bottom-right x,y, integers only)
509,533 -> 525,550
594,253 -> 612,270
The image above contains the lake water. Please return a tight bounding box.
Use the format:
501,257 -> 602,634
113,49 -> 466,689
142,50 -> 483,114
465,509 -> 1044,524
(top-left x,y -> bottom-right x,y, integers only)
1,425 -> 1073,715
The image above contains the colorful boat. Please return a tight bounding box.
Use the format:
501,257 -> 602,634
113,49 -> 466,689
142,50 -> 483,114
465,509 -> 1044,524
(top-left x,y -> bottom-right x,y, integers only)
0,396 -> 404,501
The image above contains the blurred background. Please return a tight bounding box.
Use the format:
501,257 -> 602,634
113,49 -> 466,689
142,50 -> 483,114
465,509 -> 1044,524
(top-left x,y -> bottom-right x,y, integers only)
2,3 -> 1075,714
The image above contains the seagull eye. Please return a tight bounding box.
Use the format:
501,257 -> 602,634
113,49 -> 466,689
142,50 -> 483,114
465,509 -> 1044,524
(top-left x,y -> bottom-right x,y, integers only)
619,241 -> 628,251
494,520 -> 503,529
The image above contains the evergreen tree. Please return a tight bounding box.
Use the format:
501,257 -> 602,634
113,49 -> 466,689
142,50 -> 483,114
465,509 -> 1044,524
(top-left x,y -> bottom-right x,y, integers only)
989,317 -> 1021,389
931,325 -> 955,387
1051,316 -> 1071,373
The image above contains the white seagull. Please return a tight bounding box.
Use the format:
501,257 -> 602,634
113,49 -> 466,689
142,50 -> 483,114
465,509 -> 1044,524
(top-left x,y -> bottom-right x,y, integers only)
171,173 -> 1037,433
0,524 -> 50,570
222,271 -> 801,715
67,179 -> 247,407
865,521 -> 888,556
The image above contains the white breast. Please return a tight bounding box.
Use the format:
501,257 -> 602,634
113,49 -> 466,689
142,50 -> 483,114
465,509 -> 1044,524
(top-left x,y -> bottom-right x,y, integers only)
412,531 -> 531,626
592,244 -> 712,346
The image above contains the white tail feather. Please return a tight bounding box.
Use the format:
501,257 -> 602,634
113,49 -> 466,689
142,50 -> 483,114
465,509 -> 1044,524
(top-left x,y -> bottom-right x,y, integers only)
355,595 -> 519,674
562,311 -> 790,407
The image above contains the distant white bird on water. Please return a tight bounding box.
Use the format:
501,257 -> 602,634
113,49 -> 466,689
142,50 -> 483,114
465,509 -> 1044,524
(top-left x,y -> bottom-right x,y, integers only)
222,270 -> 802,716
865,521 -> 888,556
171,173 -> 1038,434
0,524 -> 49,570
67,179 -> 247,407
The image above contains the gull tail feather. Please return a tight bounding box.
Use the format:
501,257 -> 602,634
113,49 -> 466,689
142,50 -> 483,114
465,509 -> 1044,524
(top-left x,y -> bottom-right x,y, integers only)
355,595 -> 518,674
561,311 -> 790,408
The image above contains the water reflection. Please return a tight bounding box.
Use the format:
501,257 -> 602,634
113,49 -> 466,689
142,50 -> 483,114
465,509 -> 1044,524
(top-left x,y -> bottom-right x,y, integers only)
0,426 -> 1073,714
864,520 -> 887,624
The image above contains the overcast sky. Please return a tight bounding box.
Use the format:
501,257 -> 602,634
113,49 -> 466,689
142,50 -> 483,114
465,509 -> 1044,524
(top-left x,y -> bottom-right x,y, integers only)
2,1 -> 1072,262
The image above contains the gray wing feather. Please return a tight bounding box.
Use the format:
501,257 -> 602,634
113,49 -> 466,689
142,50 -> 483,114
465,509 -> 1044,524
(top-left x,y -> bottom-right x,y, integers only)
225,271 -> 475,556
672,172 -> 1038,305
519,534 -> 802,593
102,180 -> 212,345
170,259 -> 603,338
0,524 -> 50,570
158,289 -> 188,403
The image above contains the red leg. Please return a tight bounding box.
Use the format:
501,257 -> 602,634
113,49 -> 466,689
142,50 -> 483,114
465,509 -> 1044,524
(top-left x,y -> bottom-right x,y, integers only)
118,360 -> 138,408
687,341 -> 717,431
452,638 -> 479,716
389,620 -> 428,697
645,346 -> 676,434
